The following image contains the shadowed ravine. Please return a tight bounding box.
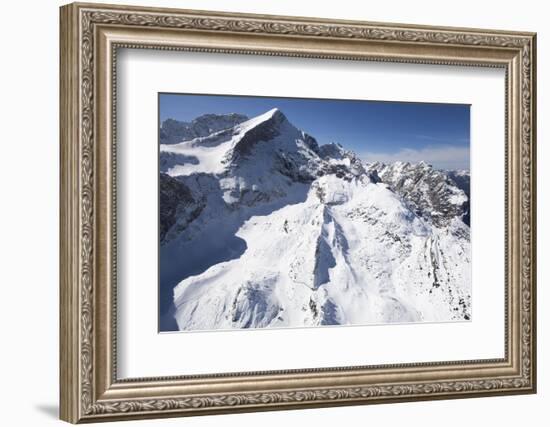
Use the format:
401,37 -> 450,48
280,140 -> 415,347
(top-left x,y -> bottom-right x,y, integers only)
159,180 -> 310,331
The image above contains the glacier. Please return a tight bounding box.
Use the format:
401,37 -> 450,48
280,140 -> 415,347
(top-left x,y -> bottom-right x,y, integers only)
158,108 -> 471,331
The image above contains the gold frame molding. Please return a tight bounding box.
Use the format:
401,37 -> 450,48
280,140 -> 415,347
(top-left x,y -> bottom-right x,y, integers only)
60,2 -> 537,423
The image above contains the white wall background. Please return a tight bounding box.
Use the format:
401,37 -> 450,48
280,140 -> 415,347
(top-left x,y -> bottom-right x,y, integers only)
0,0 -> 545,425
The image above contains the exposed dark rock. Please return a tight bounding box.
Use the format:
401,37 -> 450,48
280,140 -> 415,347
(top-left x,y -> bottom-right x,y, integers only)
159,152 -> 199,173
367,162 -> 470,227
231,109 -> 286,158
447,170 -> 471,226
318,142 -> 345,160
447,170 -> 470,198
159,173 -> 204,242
160,113 -> 248,145
301,132 -> 319,153
368,169 -> 382,183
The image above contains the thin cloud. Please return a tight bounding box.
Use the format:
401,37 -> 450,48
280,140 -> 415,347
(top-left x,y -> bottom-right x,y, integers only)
361,145 -> 470,171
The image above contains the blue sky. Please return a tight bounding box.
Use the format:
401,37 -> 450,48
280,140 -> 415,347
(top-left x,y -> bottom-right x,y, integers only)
159,93 -> 470,170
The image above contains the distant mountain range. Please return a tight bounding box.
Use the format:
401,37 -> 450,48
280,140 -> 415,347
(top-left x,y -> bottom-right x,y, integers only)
159,109 -> 471,331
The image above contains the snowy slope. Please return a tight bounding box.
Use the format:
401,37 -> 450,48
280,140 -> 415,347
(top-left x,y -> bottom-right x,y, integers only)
366,161 -> 470,226
159,109 -> 471,331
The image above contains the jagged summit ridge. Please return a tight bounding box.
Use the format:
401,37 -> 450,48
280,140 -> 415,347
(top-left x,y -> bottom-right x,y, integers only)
160,112 -> 249,145
158,108 -> 472,331
365,161 -> 470,226
229,108 -> 290,159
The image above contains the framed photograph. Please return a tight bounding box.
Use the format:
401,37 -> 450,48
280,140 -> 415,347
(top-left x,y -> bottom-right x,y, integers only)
60,2 -> 537,423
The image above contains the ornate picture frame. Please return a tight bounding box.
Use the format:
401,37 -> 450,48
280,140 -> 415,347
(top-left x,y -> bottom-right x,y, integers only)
60,2 -> 536,423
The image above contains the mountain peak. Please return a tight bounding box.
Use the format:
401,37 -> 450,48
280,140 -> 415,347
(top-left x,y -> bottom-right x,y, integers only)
245,108 -> 287,127
266,107 -> 281,116
228,109 -> 293,159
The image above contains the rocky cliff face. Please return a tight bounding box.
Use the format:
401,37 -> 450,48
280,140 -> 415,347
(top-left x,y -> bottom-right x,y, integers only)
158,109 -> 471,331
366,161 -> 470,227
159,173 -> 204,243
160,113 -> 249,145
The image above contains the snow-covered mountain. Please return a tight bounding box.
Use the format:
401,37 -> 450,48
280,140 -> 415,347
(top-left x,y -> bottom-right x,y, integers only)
365,161 -> 470,226
160,113 -> 249,145
159,108 -> 471,331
